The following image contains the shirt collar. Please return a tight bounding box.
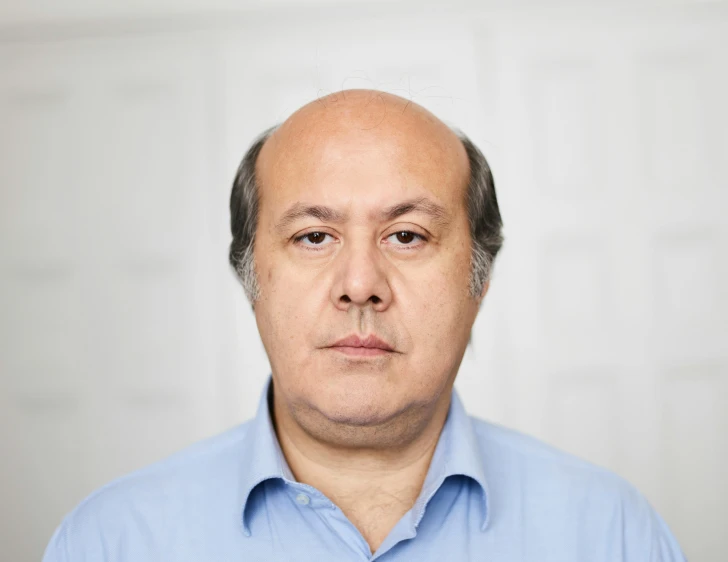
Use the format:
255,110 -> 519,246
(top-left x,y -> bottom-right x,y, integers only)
239,375 -> 490,535
412,385 -> 490,532
238,376 -> 293,536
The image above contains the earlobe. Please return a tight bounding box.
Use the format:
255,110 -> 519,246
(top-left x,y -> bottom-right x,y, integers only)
478,280 -> 490,302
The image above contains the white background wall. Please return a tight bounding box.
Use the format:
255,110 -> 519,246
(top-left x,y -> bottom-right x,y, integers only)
0,2 -> 726,560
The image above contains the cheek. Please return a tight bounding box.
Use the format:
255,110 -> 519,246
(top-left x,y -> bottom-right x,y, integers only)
402,255 -> 473,355
258,262 -> 321,358
410,290 -> 464,347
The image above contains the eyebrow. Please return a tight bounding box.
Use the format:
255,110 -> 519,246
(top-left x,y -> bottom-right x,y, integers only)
380,197 -> 450,226
274,197 -> 451,233
274,203 -> 348,232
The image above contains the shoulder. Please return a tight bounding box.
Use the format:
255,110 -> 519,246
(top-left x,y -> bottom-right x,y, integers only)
70,420 -> 253,517
42,421 -> 254,562
471,416 -> 636,494
469,417 -> 686,561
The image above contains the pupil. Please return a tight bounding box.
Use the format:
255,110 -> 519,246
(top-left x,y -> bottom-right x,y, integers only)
396,232 -> 413,243
309,233 -> 324,244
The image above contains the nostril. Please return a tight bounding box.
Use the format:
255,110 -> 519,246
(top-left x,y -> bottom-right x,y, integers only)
341,295 -> 351,303
370,296 -> 381,304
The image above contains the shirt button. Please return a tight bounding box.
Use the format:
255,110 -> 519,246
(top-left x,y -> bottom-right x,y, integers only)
295,493 -> 310,506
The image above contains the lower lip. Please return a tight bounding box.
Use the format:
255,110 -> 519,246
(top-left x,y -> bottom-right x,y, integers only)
329,346 -> 392,357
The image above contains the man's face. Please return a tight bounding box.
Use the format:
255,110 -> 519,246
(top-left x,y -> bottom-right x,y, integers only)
253,91 -> 483,447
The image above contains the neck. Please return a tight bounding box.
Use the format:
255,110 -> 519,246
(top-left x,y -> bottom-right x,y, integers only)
270,385 -> 452,553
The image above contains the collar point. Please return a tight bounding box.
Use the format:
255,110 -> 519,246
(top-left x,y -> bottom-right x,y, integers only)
241,511 -> 252,537
479,508 -> 490,532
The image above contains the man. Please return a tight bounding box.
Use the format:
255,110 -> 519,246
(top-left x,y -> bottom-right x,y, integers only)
43,89 -> 686,561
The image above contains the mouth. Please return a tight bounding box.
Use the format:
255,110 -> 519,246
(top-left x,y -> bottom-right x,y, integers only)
327,334 -> 396,358
329,346 -> 392,357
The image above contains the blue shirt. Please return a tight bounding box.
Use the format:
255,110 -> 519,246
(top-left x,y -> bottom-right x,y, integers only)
43,376 -> 686,562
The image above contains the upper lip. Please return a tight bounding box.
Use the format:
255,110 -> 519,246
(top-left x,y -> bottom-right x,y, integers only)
330,334 -> 395,351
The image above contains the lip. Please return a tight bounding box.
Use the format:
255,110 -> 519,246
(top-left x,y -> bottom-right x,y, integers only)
328,334 -> 395,356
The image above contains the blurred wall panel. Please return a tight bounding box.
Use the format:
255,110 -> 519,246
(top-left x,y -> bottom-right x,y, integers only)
484,15 -> 728,562
0,37 -> 225,560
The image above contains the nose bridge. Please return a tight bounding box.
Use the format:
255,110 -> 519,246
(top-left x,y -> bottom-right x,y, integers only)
334,235 -> 389,305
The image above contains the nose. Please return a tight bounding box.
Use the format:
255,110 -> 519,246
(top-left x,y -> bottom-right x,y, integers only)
330,241 -> 392,312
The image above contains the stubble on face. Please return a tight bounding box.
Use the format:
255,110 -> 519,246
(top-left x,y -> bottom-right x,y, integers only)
252,89 -> 480,451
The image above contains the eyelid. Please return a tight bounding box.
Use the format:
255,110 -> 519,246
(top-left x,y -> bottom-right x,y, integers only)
386,221 -> 430,235
385,222 -> 429,238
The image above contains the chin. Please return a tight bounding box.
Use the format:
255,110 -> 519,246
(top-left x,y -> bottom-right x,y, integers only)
301,395 -> 430,449
321,403 -> 395,427
311,380 -> 401,426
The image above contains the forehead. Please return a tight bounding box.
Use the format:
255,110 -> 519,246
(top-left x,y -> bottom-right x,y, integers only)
255,94 -> 470,219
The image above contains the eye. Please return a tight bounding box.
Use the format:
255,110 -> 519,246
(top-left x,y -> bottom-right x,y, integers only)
294,231 -> 334,247
386,231 -> 426,246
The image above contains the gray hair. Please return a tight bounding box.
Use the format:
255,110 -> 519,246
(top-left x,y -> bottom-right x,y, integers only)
229,124 -> 503,305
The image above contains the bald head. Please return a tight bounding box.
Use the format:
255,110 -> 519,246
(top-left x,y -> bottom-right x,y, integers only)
264,89 -> 466,153
256,89 -> 471,212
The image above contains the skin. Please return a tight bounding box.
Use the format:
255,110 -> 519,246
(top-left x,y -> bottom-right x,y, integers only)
252,89 -> 488,553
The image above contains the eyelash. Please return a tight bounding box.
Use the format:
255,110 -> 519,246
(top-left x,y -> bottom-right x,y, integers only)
293,231 -> 427,251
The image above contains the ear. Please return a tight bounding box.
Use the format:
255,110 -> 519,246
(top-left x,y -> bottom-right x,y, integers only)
477,280 -> 490,304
